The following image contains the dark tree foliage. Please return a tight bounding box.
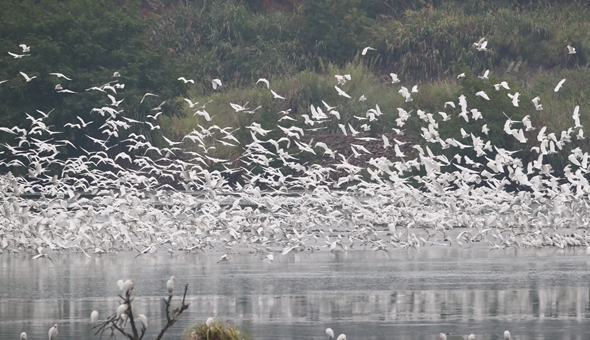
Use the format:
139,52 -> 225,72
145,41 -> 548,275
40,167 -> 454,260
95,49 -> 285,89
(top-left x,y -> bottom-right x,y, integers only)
0,0 -> 186,156
300,0 -> 368,65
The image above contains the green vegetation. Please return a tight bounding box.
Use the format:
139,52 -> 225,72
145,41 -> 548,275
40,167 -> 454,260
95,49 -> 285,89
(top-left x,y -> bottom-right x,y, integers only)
183,319 -> 249,340
1,0 -> 589,175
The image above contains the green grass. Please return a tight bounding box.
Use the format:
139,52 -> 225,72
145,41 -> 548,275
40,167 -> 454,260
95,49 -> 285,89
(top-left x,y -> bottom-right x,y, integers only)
183,319 -> 249,340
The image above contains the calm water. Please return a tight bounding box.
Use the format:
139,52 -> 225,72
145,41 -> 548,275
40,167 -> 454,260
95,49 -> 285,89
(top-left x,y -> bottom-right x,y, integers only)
2,247 -> 590,340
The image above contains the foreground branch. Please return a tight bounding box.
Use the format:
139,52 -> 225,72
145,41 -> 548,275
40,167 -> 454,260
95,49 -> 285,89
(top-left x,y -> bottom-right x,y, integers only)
156,283 -> 190,340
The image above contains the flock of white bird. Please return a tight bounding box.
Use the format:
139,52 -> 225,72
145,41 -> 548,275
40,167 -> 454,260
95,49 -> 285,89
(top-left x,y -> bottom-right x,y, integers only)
0,38 -> 589,273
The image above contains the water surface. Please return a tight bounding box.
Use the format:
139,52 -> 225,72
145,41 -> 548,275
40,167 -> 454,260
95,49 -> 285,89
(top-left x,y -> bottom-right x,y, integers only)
2,247 -> 590,339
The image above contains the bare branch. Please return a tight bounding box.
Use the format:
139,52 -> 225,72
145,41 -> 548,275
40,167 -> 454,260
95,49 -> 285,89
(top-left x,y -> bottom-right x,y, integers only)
155,284 -> 190,340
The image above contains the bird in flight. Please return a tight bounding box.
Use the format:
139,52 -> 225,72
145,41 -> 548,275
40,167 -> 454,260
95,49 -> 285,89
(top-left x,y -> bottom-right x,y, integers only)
212,78 -> 222,89
49,72 -> 72,80
361,46 -> 376,55
19,71 -> 36,82
567,45 -> 576,54
554,78 -> 566,92
178,77 -> 194,84
8,51 -> 29,58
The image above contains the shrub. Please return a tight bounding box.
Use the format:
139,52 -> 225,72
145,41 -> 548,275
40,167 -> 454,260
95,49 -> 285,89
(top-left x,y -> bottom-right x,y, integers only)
183,319 -> 249,340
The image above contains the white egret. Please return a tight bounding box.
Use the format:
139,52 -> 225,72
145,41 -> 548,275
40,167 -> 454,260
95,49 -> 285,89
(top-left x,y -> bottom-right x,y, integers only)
136,314 -> 148,329
476,40 -> 488,51
508,92 -> 520,106
334,74 -> 351,85
20,332 -> 27,340
270,89 -> 285,99
140,92 -> 158,103
166,276 -> 175,294
361,46 -> 376,55
19,44 -> 30,52
473,37 -> 486,48
532,96 -> 542,110
504,330 -> 511,340
390,73 -> 401,83
256,78 -> 270,88
206,317 -> 215,328
211,78 -> 222,89
493,81 -> 510,90
475,91 -> 490,100
178,77 -> 194,84
573,105 -> 581,128
567,44 -> 576,54
19,72 -> 36,82
48,324 -> 58,340
90,310 -> 99,323
554,78 -> 566,92
8,51 -> 29,58
336,334 -> 346,340
326,328 -> 334,339
334,85 -> 351,98
117,303 -> 128,319
49,72 -> 72,80
477,69 -> 489,79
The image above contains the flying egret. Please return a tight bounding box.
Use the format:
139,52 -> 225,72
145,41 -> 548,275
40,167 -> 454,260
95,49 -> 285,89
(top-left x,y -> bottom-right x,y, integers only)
475,90 -> 490,100
508,92 -> 520,106
478,69 -> 489,79
532,96 -> 543,110
554,78 -> 566,92
8,51 -> 29,58
178,77 -> 194,84
573,105 -> 581,128
390,73 -> 401,83
567,44 -> 576,54
270,89 -> 285,99
19,44 -> 30,52
217,254 -> 229,263
19,72 -> 36,82
49,72 -> 72,80
361,46 -> 376,55
476,40 -> 488,51
48,324 -> 58,340
494,81 -> 510,90
167,276 -> 175,294
256,78 -> 270,88
140,92 -> 158,103
473,37 -> 486,48
211,78 -> 222,89
334,74 -> 351,85
334,85 -> 351,98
